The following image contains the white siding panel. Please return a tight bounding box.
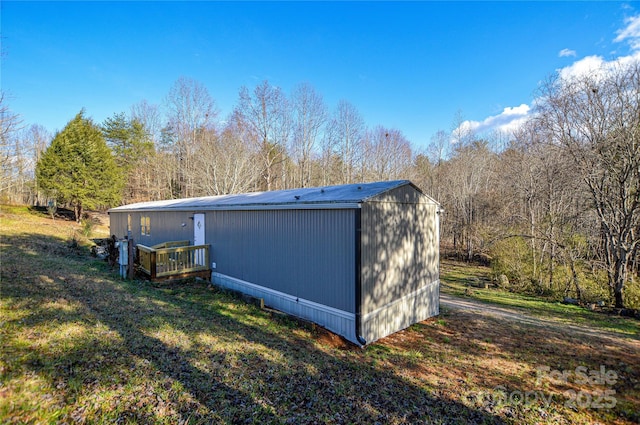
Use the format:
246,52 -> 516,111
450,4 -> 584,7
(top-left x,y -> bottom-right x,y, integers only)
212,272 -> 358,345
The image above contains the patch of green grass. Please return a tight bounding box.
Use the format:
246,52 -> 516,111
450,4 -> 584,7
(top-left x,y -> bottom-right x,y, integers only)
441,260 -> 639,337
1,204 -> 33,215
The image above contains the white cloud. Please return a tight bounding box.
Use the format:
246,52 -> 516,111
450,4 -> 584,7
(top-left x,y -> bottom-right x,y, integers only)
559,48 -> 577,57
614,14 -> 640,51
558,55 -> 606,80
452,14 -> 640,145
557,50 -> 640,81
454,104 -> 531,140
553,15 -> 640,84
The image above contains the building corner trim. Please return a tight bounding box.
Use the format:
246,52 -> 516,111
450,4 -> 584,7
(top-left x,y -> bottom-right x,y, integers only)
354,207 -> 366,347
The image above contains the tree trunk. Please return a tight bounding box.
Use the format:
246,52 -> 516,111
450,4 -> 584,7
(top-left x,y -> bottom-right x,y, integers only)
74,203 -> 83,223
614,284 -> 624,309
568,254 -> 583,302
613,254 -> 628,309
548,242 -> 555,291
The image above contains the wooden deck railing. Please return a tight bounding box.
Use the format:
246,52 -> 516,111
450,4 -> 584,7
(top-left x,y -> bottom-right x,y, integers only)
151,240 -> 191,250
137,242 -> 210,281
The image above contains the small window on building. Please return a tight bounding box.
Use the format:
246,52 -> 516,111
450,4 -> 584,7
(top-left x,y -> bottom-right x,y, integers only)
140,216 -> 151,236
127,214 -> 132,233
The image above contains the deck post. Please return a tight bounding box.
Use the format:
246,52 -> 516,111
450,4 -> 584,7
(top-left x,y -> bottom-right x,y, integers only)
150,249 -> 157,280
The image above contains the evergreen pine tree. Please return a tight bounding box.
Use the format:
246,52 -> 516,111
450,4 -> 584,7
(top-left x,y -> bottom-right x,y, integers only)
102,112 -> 154,202
36,110 -> 123,221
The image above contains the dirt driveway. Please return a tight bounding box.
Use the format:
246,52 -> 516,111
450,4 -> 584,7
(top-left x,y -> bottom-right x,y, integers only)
439,293 -> 640,344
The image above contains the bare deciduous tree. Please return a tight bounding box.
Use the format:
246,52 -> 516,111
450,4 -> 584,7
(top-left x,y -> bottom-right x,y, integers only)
129,100 -> 169,200
0,92 -> 24,200
324,100 -> 365,184
535,62 -> 640,308
362,126 -> 412,181
234,80 -> 291,191
499,127 -> 585,294
164,77 -> 219,197
191,122 -> 257,195
131,99 -> 163,144
440,140 -> 495,261
290,83 -> 327,187
413,129 -> 451,202
21,124 -> 50,205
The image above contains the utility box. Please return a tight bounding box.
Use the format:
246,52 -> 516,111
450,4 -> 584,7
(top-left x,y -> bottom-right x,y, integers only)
117,238 -> 128,279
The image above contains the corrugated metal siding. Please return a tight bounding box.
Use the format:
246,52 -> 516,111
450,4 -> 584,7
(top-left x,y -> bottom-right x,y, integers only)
109,213 -> 128,239
209,209 -> 356,313
361,187 -> 439,315
361,280 -> 439,343
109,211 -> 195,247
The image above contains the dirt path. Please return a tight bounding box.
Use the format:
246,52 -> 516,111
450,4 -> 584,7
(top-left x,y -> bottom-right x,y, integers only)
440,293 -> 640,344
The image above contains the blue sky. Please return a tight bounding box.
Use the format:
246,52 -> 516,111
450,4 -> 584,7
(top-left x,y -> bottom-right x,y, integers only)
2,1 -> 640,149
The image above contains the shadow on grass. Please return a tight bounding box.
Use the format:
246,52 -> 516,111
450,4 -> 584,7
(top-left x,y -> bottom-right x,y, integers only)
1,231 -> 505,424
405,308 -> 640,424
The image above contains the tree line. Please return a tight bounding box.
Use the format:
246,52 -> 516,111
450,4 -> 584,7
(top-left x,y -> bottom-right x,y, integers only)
1,64 -> 638,309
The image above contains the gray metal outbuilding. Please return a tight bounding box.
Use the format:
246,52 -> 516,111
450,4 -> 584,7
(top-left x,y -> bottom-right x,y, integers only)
108,180 -> 440,345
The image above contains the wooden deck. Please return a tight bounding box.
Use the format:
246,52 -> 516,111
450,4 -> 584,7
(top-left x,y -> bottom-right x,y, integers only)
137,241 -> 210,282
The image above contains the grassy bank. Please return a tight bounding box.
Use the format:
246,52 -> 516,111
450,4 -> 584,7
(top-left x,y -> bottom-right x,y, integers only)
440,260 -> 640,337
1,206 -> 638,424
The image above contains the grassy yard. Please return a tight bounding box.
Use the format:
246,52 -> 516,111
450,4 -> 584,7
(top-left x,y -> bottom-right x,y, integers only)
1,206 -> 639,424
440,260 -> 640,337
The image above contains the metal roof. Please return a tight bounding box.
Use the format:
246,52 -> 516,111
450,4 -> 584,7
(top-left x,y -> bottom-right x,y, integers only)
109,180 -> 433,212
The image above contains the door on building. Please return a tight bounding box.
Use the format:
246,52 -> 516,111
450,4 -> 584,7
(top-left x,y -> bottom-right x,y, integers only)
193,213 -> 205,265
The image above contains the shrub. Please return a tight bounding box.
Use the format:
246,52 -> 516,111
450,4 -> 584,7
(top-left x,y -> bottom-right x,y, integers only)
489,236 -> 536,292
80,216 -> 95,238
624,278 -> 640,310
